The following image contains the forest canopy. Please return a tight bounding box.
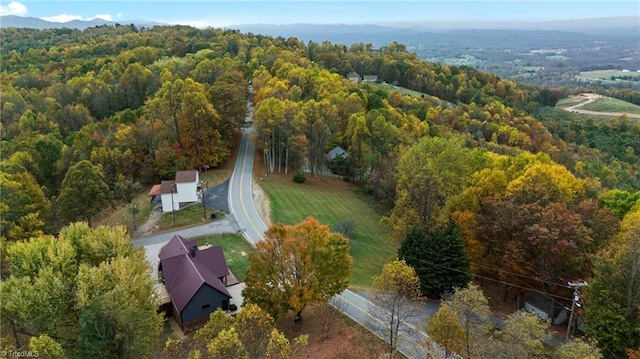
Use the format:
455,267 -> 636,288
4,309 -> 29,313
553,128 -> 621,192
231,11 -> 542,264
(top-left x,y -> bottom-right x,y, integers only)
1,23 -> 639,356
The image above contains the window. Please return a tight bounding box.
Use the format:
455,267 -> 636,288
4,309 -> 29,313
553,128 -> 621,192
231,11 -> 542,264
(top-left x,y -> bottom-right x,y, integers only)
202,304 -> 211,311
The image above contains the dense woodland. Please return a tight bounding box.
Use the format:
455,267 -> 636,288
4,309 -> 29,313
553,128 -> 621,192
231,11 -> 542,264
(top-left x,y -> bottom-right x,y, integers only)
1,24 -> 639,358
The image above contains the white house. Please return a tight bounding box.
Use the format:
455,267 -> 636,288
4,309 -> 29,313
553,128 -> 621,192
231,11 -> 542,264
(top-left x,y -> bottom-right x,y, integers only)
363,74 -> 378,82
347,71 -> 361,83
150,170 -> 200,213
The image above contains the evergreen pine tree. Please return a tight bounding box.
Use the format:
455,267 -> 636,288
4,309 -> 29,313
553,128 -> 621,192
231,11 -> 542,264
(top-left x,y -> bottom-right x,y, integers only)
398,221 -> 472,298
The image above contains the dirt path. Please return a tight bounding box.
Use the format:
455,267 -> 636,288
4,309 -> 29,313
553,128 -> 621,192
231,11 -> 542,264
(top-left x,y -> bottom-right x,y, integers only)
133,210 -> 161,237
564,93 -> 640,119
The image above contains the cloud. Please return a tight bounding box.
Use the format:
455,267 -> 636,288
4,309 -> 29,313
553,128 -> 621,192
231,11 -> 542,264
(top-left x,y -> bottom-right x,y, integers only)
41,14 -> 83,23
0,1 -> 28,16
41,13 -> 114,23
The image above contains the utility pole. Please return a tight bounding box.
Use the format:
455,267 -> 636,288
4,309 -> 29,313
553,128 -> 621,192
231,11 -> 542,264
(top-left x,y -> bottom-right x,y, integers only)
170,182 -> 176,225
202,165 -> 209,220
566,281 -> 588,341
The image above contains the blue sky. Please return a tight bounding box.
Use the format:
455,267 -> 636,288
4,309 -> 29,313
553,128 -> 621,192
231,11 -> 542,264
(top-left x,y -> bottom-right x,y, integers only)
1,1 -> 638,27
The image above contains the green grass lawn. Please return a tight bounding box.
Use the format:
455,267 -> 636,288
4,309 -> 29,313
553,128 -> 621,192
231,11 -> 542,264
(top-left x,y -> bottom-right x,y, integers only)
157,204 -> 225,231
196,233 -> 254,282
580,97 -> 640,115
258,175 -> 396,288
376,83 -> 426,98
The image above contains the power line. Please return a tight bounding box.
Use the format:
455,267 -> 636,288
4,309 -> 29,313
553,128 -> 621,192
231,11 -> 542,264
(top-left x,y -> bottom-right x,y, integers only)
400,253 -> 574,302
400,244 -> 573,290
356,235 -> 571,289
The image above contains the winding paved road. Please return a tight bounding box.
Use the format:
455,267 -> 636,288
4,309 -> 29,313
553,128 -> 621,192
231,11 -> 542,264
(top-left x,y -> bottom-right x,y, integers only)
228,125 -> 267,246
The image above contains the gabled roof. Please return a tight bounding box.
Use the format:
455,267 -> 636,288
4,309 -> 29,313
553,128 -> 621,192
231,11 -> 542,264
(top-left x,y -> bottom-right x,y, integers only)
347,71 -> 360,78
175,170 -> 198,183
149,184 -> 162,196
159,235 -> 231,312
326,146 -> 349,161
159,180 -> 176,195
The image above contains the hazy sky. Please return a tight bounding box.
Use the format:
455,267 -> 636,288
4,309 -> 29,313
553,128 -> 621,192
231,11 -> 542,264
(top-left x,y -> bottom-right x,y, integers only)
1,1 -> 638,27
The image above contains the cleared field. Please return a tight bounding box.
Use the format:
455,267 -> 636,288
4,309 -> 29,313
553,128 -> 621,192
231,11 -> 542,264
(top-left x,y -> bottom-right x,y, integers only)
580,97 -> 640,115
578,69 -> 640,81
196,233 -> 254,282
258,174 -> 396,287
546,55 -> 570,61
377,83 -> 426,98
556,96 -> 585,109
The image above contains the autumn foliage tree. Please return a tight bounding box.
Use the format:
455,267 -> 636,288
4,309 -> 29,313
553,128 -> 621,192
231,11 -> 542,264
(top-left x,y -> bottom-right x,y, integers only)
369,258 -> 422,359
445,284 -> 491,359
385,136 -> 487,239
586,206 -> 640,357
185,304 -> 307,359
0,223 -> 162,358
464,159 -> 619,296
426,304 -> 465,357
57,160 -> 110,227
0,161 -> 50,242
242,216 -> 352,322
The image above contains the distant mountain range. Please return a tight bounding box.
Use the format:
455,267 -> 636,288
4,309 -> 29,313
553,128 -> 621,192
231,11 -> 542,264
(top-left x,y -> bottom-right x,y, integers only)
228,16 -> 638,44
0,15 -> 167,30
1,14 -> 637,50
2,14 -> 637,34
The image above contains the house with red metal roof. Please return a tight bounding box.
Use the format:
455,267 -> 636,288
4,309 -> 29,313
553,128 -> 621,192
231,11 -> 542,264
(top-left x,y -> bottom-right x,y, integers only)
159,234 -> 235,331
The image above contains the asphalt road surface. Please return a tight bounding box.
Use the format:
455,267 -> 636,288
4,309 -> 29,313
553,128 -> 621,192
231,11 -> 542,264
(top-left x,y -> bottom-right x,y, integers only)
228,125 -> 268,246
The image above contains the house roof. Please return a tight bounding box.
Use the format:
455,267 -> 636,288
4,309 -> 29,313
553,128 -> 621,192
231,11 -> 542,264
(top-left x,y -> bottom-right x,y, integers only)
159,180 -> 176,195
326,146 -> 349,161
159,235 -> 231,312
175,170 -> 198,183
363,75 -> 378,81
149,184 -> 162,196
347,71 -> 360,78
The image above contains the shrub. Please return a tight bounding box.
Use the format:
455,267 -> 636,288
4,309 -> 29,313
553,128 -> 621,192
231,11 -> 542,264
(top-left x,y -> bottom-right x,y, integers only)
293,172 -> 306,183
332,218 -> 356,239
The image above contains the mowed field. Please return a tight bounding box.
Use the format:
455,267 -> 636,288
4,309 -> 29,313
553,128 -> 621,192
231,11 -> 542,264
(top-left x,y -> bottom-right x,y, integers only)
557,94 -> 640,117
580,97 -> 640,115
258,173 -> 396,287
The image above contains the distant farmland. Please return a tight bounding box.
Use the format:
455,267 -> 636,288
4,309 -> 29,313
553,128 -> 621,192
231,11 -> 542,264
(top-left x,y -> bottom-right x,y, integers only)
577,69 -> 640,84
